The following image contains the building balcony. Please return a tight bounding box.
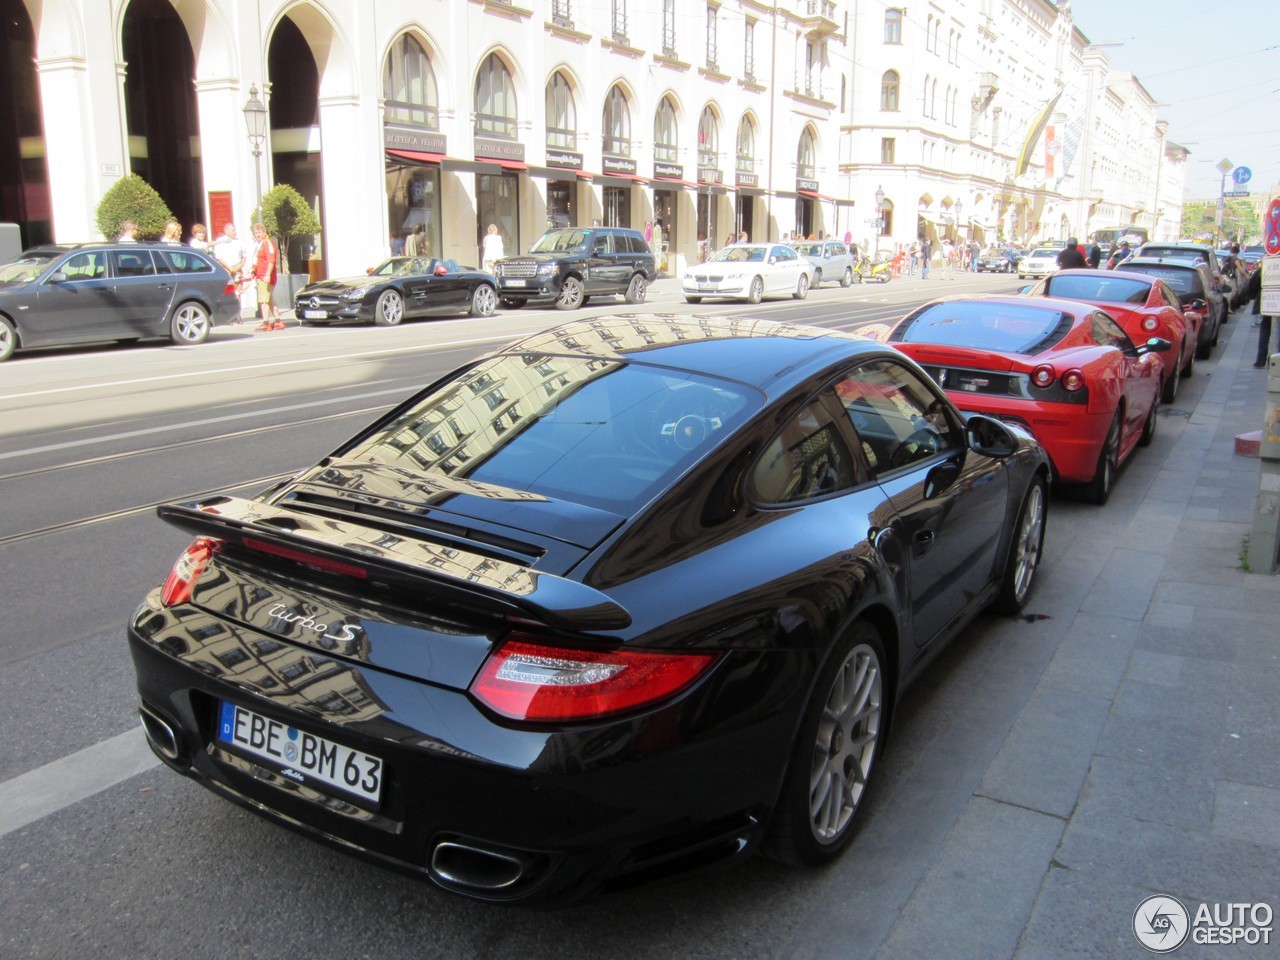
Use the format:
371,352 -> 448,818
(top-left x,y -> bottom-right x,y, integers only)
798,0 -> 838,37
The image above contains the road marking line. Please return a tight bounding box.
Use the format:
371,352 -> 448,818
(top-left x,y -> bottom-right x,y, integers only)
0,728 -> 159,838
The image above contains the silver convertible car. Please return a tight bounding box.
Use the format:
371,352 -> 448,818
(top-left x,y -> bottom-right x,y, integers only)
0,242 -> 240,362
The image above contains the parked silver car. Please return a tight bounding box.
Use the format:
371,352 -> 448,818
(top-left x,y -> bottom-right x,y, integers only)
0,242 -> 240,362
791,239 -> 857,287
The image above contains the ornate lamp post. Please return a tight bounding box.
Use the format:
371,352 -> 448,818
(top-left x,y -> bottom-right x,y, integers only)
874,184 -> 885,259
954,200 -> 964,244
242,85 -> 268,210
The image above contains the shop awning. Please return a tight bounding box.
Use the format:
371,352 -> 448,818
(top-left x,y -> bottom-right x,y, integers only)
595,173 -> 650,188
386,149 -> 444,165
797,189 -> 839,202
477,157 -> 528,172
653,177 -> 700,190
735,185 -> 767,196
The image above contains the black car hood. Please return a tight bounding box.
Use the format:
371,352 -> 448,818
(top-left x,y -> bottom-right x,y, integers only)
296,275 -> 399,295
504,251 -> 584,263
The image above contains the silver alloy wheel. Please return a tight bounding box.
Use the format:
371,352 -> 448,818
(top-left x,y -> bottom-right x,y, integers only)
747,276 -> 764,304
808,642 -> 882,843
841,267 -> 853,287
556,276 -> 585,309
170,302 -> 210,344
625,273 -> 648,303
0,316 -> 16,361
470,284 -> 497,316
1010,482 -> 1045,604
376,289 -> 403,325
794,274 -> 810,299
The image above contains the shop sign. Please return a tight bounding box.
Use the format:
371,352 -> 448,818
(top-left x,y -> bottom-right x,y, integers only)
603,154 -> 638,176
384,125 -> 447,154
796,177 -> 820,193
654,161 -> 684,181
546,149 -> 583,170
735,173 -> 759,188
474,137 -> 526,162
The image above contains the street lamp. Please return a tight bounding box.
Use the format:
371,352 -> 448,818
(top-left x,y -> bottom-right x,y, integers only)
243,84 -> 268,210
954,200 -> 964,243
874,184 -> 885,258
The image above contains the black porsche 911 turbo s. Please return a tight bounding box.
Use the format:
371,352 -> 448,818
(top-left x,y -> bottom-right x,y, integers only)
128,315 -> 1050,904
293,257 -> 498,326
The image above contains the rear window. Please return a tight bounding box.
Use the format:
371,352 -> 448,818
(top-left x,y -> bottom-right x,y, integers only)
891,301 -> 1074,355
344,353 -> 760,513
1141,245 -> 1210,266
1116,263 -> 1199,295
1044,275 -> 1150,304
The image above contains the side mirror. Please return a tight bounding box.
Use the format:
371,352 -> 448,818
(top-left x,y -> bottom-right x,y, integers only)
1139,337 -> 1172,355
1188,298 -> 1208,313
47,271 -> 68,283
966,413 -> 1019,459
768,256 -> 777,264
366,267 -> 374,275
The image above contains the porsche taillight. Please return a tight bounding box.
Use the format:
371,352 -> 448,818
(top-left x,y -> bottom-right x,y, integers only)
161,538 -> 219,607
471,633 -> 718,722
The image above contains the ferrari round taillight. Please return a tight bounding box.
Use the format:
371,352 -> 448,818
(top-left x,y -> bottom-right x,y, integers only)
471,634 -> 718,722
1143,317 -> 1158,332
1031,365 -> 1056,388
1061,369 -> 1086,392
161,538 -> 219,607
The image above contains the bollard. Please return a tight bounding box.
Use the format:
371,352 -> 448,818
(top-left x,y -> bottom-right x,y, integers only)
1248,353 -> 1280,573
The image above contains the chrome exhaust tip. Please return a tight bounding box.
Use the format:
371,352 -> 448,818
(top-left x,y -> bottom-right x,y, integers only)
430,840 -> 530,891
138,705 -> 182,762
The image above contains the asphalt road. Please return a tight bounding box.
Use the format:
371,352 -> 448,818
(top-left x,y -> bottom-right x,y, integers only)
1,272 -> 1179,958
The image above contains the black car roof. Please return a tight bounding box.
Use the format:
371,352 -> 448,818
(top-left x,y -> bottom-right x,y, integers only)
494,315 -> 881,392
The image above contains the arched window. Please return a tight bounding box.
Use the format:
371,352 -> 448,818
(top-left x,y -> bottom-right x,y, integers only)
698,107 -> 718,169
884,9 -> 902,44
923,73 -> 931,116
654,96 -> 678,163
384,34 -> 439,128
879,197 -> 894,235
797,127 -> 816,180
949,87 -> 958,125
545,72 -> 575,149
736,115 -> 755,175
945,85 -> 952,124
474,53 -> 517,139
930,79 -> 938,119
602,84 -> 631,156
880,71 -> 900,111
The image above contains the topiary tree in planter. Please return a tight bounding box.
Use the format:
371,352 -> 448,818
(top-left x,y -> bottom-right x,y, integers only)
254,184 -> 321,276
95,174 -> 174,241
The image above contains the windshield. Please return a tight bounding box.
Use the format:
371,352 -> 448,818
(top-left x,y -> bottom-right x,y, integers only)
345,353 -> 760,513
371,257 -> 431,277
1029,248 -> 1059,258
793,243 -> 823,257
1044,275 -> 1150,305
529,229 -> 592,254
0,255 -> 56,284
892,301 -> 1074,355
1117,263 -> 1199,295
709,246 -> 767,263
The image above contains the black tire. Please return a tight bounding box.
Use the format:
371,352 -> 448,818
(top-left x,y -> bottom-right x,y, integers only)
685,296 -> 703,304
1181,345 -> 1195,378
555,276 -> 586,309
1139,397 -> 1158,447
991,476 -> 1047,614
169,301 -> 211,345
841,267 -> 853,287
1082,411 -> 1122,505
1195,332 -> 1213,360
746,276 -> 764,304
812,269 -> 822,288
765,620 -> 887,866
793,274 -> 810,300
469,283 -> 497,317
624,273 -> 648,304
374,289 -> 403,326
0,315 -> 17,362
1161,357 -> 1181,405
499,296 -> 523,310
1210,316 -> 1220,346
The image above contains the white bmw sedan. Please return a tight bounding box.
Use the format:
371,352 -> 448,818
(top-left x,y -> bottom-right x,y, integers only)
683,243 -> 813,304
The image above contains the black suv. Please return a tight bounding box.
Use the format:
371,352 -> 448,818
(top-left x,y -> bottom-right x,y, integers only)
1134,242 -> 1230,330
495,227 -> 656,309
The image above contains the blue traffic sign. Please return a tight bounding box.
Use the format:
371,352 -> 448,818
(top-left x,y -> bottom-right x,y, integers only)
1232,166 -> 1253,185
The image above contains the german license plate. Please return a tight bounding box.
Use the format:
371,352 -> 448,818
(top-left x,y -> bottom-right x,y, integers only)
698,282 -> 714,291
216,701 -> 382,803
302,310 -> 328,319
504,279 -> 526,287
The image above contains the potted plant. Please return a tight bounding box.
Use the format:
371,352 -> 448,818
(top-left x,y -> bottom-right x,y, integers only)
253,184 -> 321,306
95,174 -> 174,241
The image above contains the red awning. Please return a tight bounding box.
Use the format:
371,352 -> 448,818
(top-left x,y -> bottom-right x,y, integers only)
797,189 -> 839,202
653,177 -> 699,189
478,157 -> 528,171
386,149 -> 443,164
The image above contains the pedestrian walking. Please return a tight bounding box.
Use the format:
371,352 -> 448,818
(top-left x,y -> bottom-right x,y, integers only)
1086,240 -> 1102,269
481,223 -> 504,274
909,241 -> 919,276
920,237 -> 932,279
1106,239 -> 1132,269
249,223 -> 284,331
969,239 -> 981,272
1243,264 -> 1273,368
1057,238 -> 1087,270
942,239 -> 955,278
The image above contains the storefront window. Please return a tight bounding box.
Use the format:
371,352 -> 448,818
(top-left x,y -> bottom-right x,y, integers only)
477,172 -> 520,261
654,97 -> 678,163
386,163 -> 441,259
603,186 -> 630,228
548,181 -> 574,228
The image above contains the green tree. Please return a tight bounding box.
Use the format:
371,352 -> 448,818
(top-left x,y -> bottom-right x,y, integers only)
94,174 -> 174,241
254,184 -> 321,275
1180,198 -> 1256,244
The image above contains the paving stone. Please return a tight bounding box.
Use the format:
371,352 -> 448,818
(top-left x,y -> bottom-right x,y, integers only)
1213,781 -> 1280,848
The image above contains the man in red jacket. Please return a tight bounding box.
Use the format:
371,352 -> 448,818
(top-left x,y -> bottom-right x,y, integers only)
250,222 -> 284,331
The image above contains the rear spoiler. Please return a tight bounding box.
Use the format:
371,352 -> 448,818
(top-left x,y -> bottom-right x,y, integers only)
156,496 -> 631,632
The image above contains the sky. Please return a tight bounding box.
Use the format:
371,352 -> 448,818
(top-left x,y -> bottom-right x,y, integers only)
1063,0 -> 1280,201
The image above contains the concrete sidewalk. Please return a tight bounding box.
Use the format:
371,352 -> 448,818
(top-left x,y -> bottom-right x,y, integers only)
871,305 -> 1280,958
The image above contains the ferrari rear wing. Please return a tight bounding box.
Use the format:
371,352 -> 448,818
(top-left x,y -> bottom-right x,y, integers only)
157,496 -> 631,632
